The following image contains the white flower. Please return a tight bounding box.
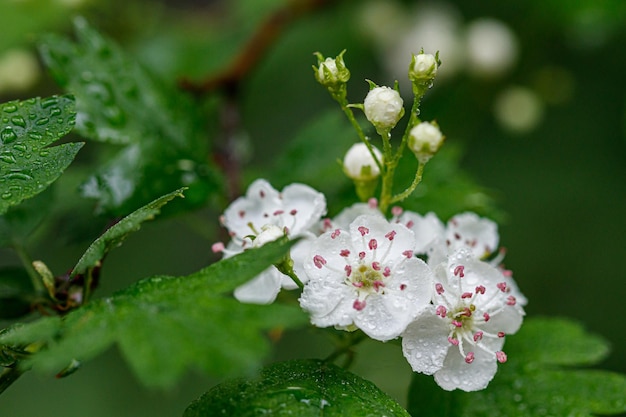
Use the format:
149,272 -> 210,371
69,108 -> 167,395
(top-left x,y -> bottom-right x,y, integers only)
217,179 -> 327,304
396,211 -> 500,266
363,86 -> 404,132
408,121 -> 444,163
300,214 -> 433,341
402,249 -> 525,391
343,143 -> 383,181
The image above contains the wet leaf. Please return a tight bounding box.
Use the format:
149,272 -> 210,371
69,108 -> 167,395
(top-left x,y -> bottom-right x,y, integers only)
0,239 -> 306,387
0,95 -> 82,215
39,17 -> 222,215
184,359 -> 411,417
407,317 -> 626,417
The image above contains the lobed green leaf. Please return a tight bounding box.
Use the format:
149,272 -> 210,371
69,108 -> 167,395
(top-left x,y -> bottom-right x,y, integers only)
0,95 -> 82,215
184,359 -> 411,417
407,317 -> 626,417
39,17 -> 222,215
0,239 -> 306,387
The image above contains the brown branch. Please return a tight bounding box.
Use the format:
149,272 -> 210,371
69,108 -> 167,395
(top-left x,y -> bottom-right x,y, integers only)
179,0 -> 336,95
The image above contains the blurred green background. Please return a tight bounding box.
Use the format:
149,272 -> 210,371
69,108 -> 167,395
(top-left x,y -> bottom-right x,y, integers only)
1,0 -> 625,415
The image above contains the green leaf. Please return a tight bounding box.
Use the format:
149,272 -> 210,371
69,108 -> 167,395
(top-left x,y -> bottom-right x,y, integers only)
0,95 -> 82,215
0,239 -> 307,387
407,317 -> 626,417
71,187 -> 186,277
39,17 -> 222,215
184,359 -> 411,417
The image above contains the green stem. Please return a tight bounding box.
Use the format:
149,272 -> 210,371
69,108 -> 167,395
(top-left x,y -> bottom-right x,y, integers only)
13,243 -> 44,293
0,366 -> 25,395
390,161 -> 425,205
338,101 -> 384,175
324,330 -> 367,367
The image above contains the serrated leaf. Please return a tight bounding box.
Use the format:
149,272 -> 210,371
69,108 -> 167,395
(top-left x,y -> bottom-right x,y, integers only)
407,317 -> 626,417
39,17 -> 222,215
71,188 -> 186,277
0,239 -> 307,387
0,95 -> 82,215
184,359 -> 411,417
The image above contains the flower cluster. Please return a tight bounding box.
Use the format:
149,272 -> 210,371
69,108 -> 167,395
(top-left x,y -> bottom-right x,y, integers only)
217,180 -> 526,391
214,50 -> 526,393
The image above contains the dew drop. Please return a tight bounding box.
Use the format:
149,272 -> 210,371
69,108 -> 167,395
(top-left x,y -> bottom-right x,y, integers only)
39,149 -> 49,157
13,143 -> 27,152
41,96 -> 58,109
0,153 -> 16,164
1,191 -> 12,199
28,132 -> 43,141
1,127 -> 18,144
50,107 -> 62,117
5,171 -> 33,181
10,115 -> 26,128
35,117 -> 50,126
2,103 -> 18,113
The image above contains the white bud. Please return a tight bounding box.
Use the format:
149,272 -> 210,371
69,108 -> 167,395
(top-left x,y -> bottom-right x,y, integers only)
410,53 -> 438,83
363,86 -> 404,132
317,58 -> 338,81
408,121 -> 444,163
343,143 -> 382,181
253,224 -> 285,247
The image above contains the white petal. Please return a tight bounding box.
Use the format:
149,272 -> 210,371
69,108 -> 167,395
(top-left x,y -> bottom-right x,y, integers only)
234,268 -> 282,304
446,212 -> 499,258
402,307 -> 450,375
387,257 -> 434,310
299,279 -> 353,328
353,294 -> 407,341
332,203 -> 384,230
281,183 -> 327,235
434,346 -> 498,391
222,179 -> 281,238
399,211 -> 445,254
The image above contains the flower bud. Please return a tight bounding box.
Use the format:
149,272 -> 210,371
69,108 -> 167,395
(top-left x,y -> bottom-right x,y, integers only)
408,121 -> 444,163
363,86 -> 404,133
409,52 -> 438,85
252,224 -> 285,248
313,50 -> 350,92
343,143 -> 383,201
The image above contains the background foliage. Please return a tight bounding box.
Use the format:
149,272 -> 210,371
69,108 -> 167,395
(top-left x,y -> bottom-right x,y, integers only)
1,0 -> 625,416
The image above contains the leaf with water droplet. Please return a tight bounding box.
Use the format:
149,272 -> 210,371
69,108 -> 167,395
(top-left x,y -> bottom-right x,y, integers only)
184,359 -> 411,417
39,17 -> 222,216
407,317 -> 626,417
0,239 -> 306,387
0,95 -> 82,215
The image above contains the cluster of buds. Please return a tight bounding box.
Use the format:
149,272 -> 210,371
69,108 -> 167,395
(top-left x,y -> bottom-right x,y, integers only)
314,50 -> 444,212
